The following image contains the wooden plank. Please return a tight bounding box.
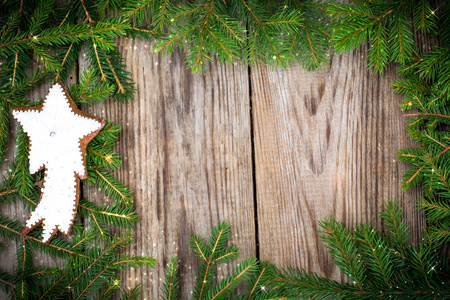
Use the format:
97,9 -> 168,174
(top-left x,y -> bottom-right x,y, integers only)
81,38 -> 256,299
251,49 -> 423,280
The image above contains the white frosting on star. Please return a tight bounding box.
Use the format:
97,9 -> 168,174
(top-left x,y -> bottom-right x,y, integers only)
12,83 -> 103,242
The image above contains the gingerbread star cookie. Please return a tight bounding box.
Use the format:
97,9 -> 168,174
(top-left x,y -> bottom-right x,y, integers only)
12,82 -> 105,243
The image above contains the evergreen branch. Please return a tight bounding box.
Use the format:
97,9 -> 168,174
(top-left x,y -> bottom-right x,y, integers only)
119,284 -> 141,300
59,2 -> 74,27
90,167 -> 133,205
8,68 -> 49,99
129,26 -> 157,35
38,254 -> 93,300
12,127 -> 33,196
424,133 -> 446,149
12,52 -> 18,87
0,23 -> 128,52
51,234 -> 133,299
207,258 -> 258,300
426,155 -> 450,190
173,6 -> 205,20
304,25 -> 318,65
405,167 -> 424,186
155,26 -> 197,52
92,43 -> 106,81
80,0 -> 94,24
0,12 -> 21,39
0,106 -> 10,159
75,256 -> 154,300
330,9 -> 374,18
156,0 -> 171,29
78,200 -> 138,227
124,0 -> 153,20
248,30 -> 258,63
240,0 -> 282,62
30,44 -> 61,72
209,28 -> 233,58
28,268 -> 59,277
161,257 -> 179,300
212,12 -> 241,41
403,112 -> 450,119
420,198 -> 450,222
246,263 -> 268,298
90,210 -> 106,239
191,237 -> 207,262
304,19 -> 331,39
71,233 -> 94,249
69,68 -> 114,104
213,248 -> 239,264
55,42 -> 75,81
379,201 -> 410,253
198,234 -> 222,299
98,279 -> 120,300
319,219 -> 365,289
0,277 -> 15,288
354,224 -> 393,288
1,179 -> 42,200
192,1 -> 214,68
105,56 -> 124,94
270,266 -> 350,299
0,222 -> 83,257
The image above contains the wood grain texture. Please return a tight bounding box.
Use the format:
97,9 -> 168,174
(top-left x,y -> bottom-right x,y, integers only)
251,48 -> 423,281
81,38 -> 256,299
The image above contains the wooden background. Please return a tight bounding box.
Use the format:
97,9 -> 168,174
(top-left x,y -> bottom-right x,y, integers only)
0,37 -> 424,299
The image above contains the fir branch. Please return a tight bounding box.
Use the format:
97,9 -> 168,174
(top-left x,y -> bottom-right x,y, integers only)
328,0 -> 423,73
0,22 -> 130,55
319,218 -> 365,289
161,257 -> 179,300
98,278 -> 121,300
50,233 -> 134,299
205,258 -> 258,300
74,256 -> 155,300
78,199 -> 139,228
379,201 -> 410,254
11,126 -> 33,196
68,68 -> 114,105
154,0 -> 330,72
87,166 -> 133,205
0,217 -> 84,258
119,284 -> 141,300
0,106 -> 10,159
245,262 -> 270,298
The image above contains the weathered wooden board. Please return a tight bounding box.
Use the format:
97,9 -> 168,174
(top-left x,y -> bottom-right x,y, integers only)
82,38 -> 256,299
251,48 -> 423,281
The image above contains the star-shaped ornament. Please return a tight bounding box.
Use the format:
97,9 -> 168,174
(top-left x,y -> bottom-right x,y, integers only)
12,82 -> 105,243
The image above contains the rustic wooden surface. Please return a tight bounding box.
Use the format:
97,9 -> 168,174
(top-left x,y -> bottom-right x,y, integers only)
0,39 -> 423,299
251,48 -> 423,282
82,38 -> 256,299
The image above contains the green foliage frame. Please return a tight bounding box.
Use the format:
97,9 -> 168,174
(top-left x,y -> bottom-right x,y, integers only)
0,0 -> 449,299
